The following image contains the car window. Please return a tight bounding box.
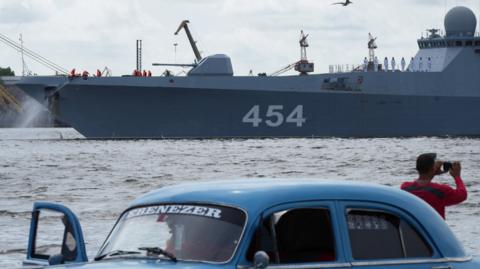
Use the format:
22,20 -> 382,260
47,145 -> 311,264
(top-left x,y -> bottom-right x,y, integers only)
32,210 -> 78,261
347,209 -> 432,260
98,204 -> 247,263
247,208 -> 336,264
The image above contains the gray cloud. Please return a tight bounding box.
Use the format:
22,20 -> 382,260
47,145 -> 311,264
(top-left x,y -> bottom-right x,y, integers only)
0,1 -> 51,24
1,0 -> 479,76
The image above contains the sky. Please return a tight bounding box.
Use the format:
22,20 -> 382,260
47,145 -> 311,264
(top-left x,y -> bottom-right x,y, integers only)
0,0 -> 479,76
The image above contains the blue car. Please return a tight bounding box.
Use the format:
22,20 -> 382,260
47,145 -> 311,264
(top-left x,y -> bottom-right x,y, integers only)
24,179 -> 479,269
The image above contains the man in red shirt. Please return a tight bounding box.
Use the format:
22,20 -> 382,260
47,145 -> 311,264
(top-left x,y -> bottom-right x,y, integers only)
401,153 -> 467,219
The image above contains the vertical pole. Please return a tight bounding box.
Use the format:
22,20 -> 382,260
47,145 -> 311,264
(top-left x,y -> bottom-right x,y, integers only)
136,40 -> 142,72
444,0 -> 447,16
174,43 -> 178,64
20,34 -> 25,76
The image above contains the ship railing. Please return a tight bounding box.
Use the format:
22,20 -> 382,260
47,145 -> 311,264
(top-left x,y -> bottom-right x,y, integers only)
420,30 -> 480,39
328,64 -> 364,74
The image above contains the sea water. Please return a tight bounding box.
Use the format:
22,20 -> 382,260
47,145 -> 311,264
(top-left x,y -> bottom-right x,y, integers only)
0,128 -> 478,267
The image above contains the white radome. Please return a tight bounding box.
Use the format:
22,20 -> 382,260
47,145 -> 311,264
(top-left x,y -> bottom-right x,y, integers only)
444,6 -> 477,37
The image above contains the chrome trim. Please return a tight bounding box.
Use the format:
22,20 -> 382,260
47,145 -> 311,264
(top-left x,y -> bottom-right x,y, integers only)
237,256 -> 473,269
268,263 -> 351,269
444,256 -> 473,262
238,263 -> 351,269
22,259 -> 48,266
351,256 -> 472,267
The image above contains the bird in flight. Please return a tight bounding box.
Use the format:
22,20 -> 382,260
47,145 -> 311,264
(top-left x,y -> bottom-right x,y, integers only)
332,0 -> 353,6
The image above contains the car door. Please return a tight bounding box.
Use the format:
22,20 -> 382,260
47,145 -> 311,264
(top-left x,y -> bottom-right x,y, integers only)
240,201 -> 351,269
338,201 -> 453,269
24,202 -> 88,267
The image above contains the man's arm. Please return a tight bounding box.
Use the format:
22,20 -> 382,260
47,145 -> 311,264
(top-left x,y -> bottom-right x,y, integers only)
444,162 -> 467,206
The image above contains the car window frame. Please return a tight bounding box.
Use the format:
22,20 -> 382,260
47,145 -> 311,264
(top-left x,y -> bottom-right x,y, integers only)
96,202 -> 249,265
239,201 -> 350,268
337,201 -> 440,263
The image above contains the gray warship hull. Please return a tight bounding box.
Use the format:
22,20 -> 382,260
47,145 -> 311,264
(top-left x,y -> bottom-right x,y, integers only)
5,6 -> 480,139
9,70 -> 480,138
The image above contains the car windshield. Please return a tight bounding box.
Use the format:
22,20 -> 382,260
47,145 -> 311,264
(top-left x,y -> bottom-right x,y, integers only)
97,204 -> 247,263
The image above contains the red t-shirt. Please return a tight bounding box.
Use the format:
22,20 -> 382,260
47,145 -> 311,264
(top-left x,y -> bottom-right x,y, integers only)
401,176 -> 467,219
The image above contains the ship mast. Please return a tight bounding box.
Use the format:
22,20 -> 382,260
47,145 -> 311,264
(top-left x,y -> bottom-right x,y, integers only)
20,34 -> 25,76
368,33 -> 378,63
136,39 -> 142,72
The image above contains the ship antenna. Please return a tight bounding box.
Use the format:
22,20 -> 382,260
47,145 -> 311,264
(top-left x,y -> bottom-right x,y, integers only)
173,43 -> 178,64
136,39 -> 142,72
20,34 -> 26,76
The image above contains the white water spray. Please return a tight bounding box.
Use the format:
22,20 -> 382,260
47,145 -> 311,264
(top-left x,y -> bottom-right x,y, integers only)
13,97 -> 50,128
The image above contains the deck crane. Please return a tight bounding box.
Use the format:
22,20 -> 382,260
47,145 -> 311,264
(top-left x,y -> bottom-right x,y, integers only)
269,62 -> 297,76
269,30 -> 314,76
368,33 -> 377,63
294,30 -> 314,75
365,32 -> 378,71
175,20 -> 202,62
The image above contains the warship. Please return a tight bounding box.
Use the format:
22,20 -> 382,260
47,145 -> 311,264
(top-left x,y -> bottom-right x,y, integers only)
3,6 -> 480,139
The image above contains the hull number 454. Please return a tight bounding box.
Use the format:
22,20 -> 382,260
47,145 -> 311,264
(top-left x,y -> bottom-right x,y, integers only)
242,105 -> 306,127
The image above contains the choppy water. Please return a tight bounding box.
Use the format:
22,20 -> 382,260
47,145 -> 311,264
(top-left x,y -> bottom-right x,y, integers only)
0,128 -> 479,268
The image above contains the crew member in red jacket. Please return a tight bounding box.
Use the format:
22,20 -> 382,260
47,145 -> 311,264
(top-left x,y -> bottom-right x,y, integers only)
401,153 -> 467,219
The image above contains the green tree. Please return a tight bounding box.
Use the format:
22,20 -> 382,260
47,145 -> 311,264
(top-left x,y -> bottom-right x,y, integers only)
0,67 -> 15,76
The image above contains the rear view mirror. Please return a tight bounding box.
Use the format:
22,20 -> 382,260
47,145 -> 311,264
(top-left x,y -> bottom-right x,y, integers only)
254,251 -> 269,269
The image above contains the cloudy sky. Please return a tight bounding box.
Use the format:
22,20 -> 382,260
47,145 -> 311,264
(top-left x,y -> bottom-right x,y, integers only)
0,0 -> 479,76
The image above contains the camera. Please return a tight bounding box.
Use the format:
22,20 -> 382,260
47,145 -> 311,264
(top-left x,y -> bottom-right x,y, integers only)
443,162 -> 453,172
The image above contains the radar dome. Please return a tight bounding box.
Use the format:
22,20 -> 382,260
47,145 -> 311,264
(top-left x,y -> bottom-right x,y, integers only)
444,6 -> 477,37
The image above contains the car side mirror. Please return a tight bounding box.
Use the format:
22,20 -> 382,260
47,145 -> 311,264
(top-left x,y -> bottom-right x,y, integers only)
48,254 -> 65,265
253,251 -> 269,269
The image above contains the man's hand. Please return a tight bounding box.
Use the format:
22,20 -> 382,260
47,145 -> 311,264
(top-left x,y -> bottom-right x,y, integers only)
434,160 -> 444,175
450,162 -> 461,178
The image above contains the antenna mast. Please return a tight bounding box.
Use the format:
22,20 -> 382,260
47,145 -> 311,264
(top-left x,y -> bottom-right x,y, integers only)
173,43 -> 178,63
136,39 -> 142,72
19,34 -> 26,76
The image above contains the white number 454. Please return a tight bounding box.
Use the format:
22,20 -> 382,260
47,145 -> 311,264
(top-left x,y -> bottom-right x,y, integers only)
242,105 -> 306,127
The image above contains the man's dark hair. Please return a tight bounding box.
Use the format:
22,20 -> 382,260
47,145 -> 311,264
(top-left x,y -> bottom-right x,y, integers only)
416,153 -> 437,174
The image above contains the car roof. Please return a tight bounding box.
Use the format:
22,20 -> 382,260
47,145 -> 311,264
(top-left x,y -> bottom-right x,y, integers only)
130,179 -> 426,211
129,178 -> 466,258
